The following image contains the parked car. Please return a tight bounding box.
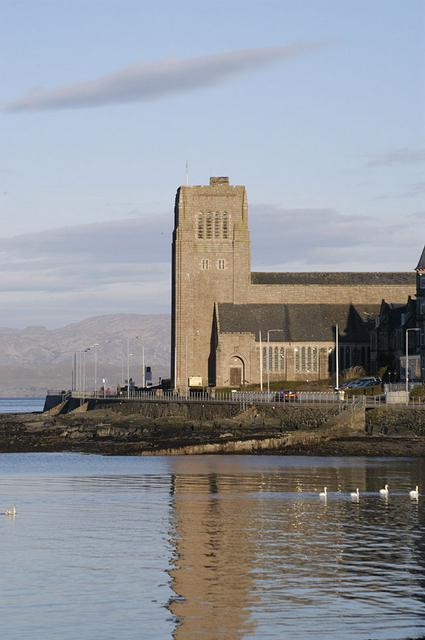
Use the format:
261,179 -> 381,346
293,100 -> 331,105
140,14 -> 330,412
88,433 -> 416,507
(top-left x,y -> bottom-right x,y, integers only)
338,377 -> 382,391
274,389 -> 299,402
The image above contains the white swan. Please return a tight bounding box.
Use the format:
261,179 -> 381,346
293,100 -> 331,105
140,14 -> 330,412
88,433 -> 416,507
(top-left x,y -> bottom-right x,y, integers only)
319,487 -> 327,498
409,486 -> 419,499
350,488 -> 360,500
379,484 -> 389,497
4,505 -> 16,516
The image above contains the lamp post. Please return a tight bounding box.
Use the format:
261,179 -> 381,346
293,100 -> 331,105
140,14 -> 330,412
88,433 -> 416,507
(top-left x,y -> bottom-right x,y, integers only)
91,343 -> 100,397
185,335 -> 189,394
259,330 -> 263,391
335,323 -> 340,391
267,329 -> 284,394
126,337 -> 134,399
405,328 -> 420,393
135,336 -> 145,389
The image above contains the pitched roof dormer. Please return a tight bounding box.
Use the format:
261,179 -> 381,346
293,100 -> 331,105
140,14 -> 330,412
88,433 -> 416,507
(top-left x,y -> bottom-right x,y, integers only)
416,245 -> 425,272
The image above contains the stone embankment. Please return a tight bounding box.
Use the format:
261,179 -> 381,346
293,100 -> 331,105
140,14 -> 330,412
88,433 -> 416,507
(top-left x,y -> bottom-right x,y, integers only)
0,399 -> 424,456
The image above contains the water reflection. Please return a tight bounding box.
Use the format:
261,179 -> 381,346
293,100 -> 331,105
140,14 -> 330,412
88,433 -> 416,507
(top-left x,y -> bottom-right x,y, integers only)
0,454 -> 424,640
167,456 -> 425,640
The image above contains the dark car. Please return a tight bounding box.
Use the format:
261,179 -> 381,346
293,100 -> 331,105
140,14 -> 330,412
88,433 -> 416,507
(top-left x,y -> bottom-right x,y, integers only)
274,389 -> 299,402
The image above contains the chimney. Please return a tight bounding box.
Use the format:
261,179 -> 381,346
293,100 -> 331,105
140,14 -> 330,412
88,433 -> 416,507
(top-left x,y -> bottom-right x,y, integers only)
209,177 -> 229,186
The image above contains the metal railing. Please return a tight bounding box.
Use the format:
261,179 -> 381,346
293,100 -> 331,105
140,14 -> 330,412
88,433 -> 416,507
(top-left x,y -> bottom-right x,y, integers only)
64,389 -> 363,406
44,388 -> 425,408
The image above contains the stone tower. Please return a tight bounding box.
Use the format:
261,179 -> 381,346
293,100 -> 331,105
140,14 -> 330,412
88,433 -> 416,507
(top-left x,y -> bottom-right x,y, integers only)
171,177 -> 250,390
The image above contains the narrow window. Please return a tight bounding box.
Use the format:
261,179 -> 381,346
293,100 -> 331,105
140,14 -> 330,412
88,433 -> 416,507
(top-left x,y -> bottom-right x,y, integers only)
306,347 -> 312,371
214,212 -> 221,239
312,347 -> 318,372
268,347 -> 273,373
197,213 -> 204,239
217,259 -> 225,270
295,348 -> 300,372
201,258 -> 210,270
262,347 -> 267,372
222,212 -> 229,239
279,347 -> 285,372
301,347 -> 306,371
274,347 -> 279,372
206,213 -> 213,239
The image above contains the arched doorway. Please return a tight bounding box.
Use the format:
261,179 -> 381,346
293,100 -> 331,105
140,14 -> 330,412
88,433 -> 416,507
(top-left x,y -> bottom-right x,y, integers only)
229,355 -> 245,387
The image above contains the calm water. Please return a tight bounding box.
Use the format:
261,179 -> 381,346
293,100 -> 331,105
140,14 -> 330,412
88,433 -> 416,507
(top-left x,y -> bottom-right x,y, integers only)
0,454 -> 424,639
0,397 -> 45,413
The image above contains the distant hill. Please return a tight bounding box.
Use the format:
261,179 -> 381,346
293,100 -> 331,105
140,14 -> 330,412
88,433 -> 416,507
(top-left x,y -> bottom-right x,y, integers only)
0,314 -> 170,396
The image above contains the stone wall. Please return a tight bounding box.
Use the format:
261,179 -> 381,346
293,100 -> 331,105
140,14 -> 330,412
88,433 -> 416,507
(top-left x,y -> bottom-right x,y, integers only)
366,407 -> 425,435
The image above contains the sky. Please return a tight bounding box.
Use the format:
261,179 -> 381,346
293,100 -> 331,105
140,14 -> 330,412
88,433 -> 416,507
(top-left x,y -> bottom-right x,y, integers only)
0,0 -> 424,327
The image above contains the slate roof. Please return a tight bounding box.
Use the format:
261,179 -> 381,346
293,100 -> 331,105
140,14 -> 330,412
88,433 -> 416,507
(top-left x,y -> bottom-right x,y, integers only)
251,272 -> 415,285
217,303 -> 380,343
416,246 -> 425,271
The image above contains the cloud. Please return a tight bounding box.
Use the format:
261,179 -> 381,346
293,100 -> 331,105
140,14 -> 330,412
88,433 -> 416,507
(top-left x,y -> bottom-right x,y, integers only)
4,44 -> 322,112
249,204 -> 425,271
400,182 -> 425,198
364,148 -> 425,167
0,204 -> 423,327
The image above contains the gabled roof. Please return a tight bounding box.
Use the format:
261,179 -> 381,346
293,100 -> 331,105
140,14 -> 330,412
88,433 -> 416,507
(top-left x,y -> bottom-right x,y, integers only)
217,303 -> 380,343
416,246 -> 425,271
251,272 -> 415,286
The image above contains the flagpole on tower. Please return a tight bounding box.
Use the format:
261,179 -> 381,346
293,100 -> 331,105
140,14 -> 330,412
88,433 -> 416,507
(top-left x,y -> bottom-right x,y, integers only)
185,160 -> 189,186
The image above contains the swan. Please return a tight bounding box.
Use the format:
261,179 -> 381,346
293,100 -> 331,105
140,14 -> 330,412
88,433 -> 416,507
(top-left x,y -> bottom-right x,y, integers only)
4,505 -> 16,516
319,487 -> 327,498
379,484 -> 389,497
409,486 -> 419,499
350,488 -> 360,500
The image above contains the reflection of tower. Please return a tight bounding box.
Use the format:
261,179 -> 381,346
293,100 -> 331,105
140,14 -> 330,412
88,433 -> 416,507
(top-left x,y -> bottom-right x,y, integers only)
167,459 -> 425,638
168,468 -> 256,639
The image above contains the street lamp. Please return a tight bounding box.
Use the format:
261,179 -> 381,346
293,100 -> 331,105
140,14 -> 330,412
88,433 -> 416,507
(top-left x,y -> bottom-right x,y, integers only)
126,337 -> 134,399
91,344 -> 100,397
335,323 -> 340,391
405,328 -> 420,393
135,336 -> 145,390
267,329 -> 284,394
259,330 -> 263,391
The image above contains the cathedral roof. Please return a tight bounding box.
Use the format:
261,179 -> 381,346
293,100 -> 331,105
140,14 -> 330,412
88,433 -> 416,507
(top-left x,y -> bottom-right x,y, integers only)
217,303 -> 380,343
416,246 -> 425,271
251,272 -> 415,285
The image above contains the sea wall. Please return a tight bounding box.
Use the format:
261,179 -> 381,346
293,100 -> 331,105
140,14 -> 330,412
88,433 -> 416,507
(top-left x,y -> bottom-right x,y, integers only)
366,407 -> 425,436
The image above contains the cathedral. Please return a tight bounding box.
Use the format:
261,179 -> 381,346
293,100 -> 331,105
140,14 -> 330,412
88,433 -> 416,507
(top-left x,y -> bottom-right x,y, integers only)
171,177 -> 416,390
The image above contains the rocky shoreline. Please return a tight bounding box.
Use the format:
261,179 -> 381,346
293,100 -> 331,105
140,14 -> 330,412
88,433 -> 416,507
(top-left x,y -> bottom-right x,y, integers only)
0,403 -> 424,457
